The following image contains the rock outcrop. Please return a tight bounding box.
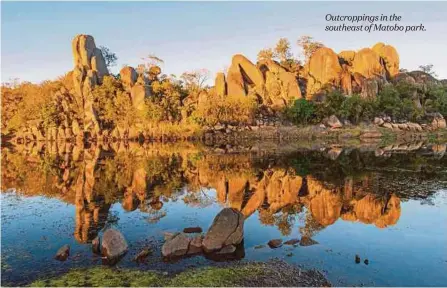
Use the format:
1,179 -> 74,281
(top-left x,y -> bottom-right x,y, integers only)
305,47 -> 342,98
372,42 -> 399,77
351,48 -> 385,79
260,60 -> 302,108
72,34 -> 109,137
227,54 -> 264,98
120,66 -> 138,91
215,72 -> 227,97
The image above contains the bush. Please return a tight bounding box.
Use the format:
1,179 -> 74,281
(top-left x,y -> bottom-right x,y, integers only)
426,85 -> 447,117
285,99 -> 316,125
376,84 -> 424,121
376,85 -> 402,118
339,94 -> 377,124
315,90 -> 345,119
192,94 -> 258,126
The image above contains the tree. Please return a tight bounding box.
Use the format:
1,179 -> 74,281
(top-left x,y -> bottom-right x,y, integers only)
418,64 -> 437,77
274,38 -> 292,63
285,99 -> 316,125
138,54 -> 165,79
180,69 -> 210,93
297,36 -> 324,61
257,48 -> 274,62
99,46 -> 118,69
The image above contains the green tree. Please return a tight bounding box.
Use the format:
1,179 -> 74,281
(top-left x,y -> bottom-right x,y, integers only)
285,99 -> 316,125
418,64 -> 437,77
99,46 -> 118,69
316,90 -> 345,118
376,86 -> 402,118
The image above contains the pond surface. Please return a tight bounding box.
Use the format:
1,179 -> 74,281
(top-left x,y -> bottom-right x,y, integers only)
1,141 -> 447,286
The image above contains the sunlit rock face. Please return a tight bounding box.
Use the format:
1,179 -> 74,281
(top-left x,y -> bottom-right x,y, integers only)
72,35 -> 109,136
305,47 -> 343,99
351,48 -> 386,79
372,42 -> 400,78
227,54 -> 265,98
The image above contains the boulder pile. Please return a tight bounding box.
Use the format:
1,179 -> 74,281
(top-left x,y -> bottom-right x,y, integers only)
162,208 -> 244,259
211,41 -> 400,106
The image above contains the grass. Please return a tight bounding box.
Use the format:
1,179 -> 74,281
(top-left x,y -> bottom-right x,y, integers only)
27,261 -> 331,287
29,264 -> 266,287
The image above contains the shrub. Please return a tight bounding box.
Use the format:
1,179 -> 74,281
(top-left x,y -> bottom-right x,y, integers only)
316,90 -> 345,118
285,99 -> 316,125
339,94 -> 377,124
376,85 -> 402,118
192,94 -> 258,126
426,85 -> 447,117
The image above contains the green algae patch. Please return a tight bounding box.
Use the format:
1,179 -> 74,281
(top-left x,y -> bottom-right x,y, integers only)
29,266 -> 258,287
30,267 -> 164,287
28,261 -> 331,287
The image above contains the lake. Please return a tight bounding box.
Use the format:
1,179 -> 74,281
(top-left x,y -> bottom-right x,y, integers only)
1,140 -> 447,286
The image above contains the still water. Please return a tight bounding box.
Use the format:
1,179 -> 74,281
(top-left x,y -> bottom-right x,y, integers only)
1,141 -> 447,286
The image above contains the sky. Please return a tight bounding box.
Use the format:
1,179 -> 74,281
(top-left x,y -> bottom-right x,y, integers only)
2,1 -> 447,84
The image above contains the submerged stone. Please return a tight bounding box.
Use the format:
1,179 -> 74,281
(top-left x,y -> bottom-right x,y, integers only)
54,244 -> 70,261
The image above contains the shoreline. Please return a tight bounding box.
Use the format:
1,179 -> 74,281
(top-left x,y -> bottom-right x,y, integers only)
5,124 -> 447,145
25,260 -> 331,287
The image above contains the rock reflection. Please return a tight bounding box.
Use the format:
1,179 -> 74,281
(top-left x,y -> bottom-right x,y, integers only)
2,141 -> 445,243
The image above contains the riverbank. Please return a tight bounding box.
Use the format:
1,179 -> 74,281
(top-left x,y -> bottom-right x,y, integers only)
28,260 -> 330,287
7,123 -> 447,146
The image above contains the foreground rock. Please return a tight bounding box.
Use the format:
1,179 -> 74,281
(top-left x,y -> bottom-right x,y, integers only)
183,227 -> 202,233
54,244 -> 70,261
202,208 -> 244,252
133,248 -> 152,263
327,115 -> 343,129
300,236 -> 319,246
284,238 -> 300,245
162,233 -> 191,258
187,235 -> 203,255
92,236 -> 100,254
268,239 -> 283,248
101,229 -> 128,262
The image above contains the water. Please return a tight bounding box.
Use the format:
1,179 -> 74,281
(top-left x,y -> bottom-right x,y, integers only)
1,141 -> 447,286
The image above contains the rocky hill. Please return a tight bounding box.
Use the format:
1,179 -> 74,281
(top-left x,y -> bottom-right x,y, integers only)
3,34 -> 446,143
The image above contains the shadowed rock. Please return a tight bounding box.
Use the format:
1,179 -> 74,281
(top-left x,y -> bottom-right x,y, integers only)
101,229 -> 128,263
92,236 -> 100,254
54,244 -> 70,261
162,233 -> 191,258
300,236 -> 319,246
203,208 -> 244,252
268,239 -> 283,248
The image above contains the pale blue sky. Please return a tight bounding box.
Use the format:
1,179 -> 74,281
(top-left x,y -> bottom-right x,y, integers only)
2,1 -> 447,84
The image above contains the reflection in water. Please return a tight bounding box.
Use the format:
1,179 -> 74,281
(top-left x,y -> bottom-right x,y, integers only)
2,141 -> 446,244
